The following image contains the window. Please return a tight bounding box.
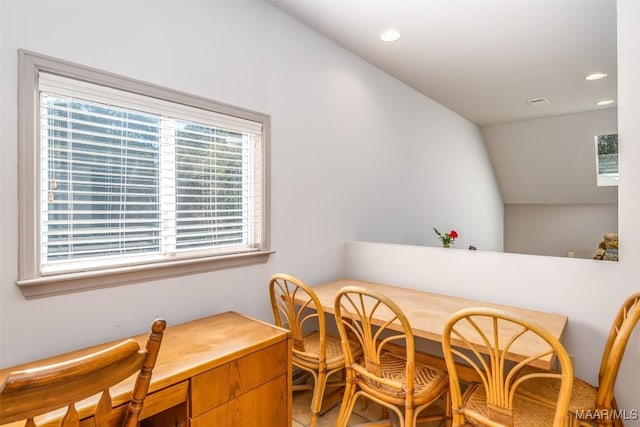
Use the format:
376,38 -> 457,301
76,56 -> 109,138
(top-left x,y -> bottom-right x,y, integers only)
595,133 -> 618,187
17,50 -> 271,297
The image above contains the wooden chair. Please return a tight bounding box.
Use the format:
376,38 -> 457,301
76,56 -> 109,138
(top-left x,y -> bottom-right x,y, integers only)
442,307 -> 573,427
333,285 -> 450,427
269,273 -> 361,427
516,292 -> 640,426
0,318 -> 166,427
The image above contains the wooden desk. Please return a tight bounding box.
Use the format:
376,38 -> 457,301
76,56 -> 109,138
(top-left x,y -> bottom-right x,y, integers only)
311,279 -> 568,370
0,312 -> 292,427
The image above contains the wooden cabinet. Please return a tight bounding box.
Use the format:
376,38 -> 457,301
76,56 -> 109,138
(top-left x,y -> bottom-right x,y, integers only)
0,312 -> 292,427
140,312 -> 292,427
190,376 -> 288,426
189,339 -> 289,426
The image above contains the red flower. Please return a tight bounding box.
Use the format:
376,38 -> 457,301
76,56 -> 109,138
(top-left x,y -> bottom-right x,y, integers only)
433,227 -> 459,247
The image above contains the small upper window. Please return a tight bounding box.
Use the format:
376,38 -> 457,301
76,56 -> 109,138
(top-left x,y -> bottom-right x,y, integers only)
595,133 -> 618,187
17,50 -> 271,297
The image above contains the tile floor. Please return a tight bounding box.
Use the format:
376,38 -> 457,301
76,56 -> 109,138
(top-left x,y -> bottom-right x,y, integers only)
291,389 -> 447,427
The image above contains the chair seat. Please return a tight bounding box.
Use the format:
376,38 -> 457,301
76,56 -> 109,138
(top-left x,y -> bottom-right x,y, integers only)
464,383 -> 561,427
294,331 -> 361,369
360,351 -> 449,400
334,287 -> 450,427
516,365 -> 598,411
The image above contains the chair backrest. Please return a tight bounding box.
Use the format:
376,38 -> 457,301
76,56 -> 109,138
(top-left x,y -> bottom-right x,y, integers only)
0,318 -> 166,427
597,291 -> 640,407
269,273 -> 327,359
442,307 -> 573,427
333,285 -> 416,396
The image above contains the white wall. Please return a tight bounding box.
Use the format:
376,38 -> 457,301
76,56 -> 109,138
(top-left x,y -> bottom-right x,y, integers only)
0,0 -> 501,366
504,203 -> 618,259
403,117 -> 503,251
483,108 -> 618,204
343,0 -> 640,418
344,241 -> 639,420
483,100 -> 619,259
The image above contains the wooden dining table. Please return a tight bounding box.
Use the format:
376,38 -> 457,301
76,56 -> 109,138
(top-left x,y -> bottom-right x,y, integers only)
310,279 -> 568,370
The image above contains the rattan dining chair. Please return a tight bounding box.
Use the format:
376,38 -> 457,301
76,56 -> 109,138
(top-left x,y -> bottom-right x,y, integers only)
0,318 -> 166,427
269,273 -> 361,427
516,291 -> 640,427
334,285 -> 450,427
442,307 -> 573,427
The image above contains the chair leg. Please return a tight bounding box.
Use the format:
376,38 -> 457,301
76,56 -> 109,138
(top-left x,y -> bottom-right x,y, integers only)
309,369 -> 328,427
381,406 -> 389,420
336,380 -> 358,427
570,413 -> 583,427
444,391 -> 452,427
347,371 -> 369,412
384,403 -> 404,427
596,419 -> 616,427
404,406 -> 413,427
612,398 -> 624,427
361,395 -> 368,411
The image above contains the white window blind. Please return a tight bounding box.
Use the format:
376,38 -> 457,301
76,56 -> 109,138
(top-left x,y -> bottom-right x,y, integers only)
39,73 -> 264,275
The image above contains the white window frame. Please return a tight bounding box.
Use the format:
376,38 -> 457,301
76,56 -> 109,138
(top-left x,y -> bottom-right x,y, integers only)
17,50 -> 272,298
595,133 -> 619,187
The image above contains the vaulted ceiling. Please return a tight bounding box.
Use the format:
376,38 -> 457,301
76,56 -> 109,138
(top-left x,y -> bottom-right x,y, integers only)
268,0 -> 619,206
268,0 -> 617,127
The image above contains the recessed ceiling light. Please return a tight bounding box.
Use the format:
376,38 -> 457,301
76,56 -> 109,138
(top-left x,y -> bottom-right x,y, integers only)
380,29 -> 401,42
585,73 -> 608,81
595,99 -> 616,106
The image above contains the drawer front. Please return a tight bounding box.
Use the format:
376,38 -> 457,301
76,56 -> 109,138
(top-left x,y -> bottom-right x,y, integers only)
190,374 -> 288,427
190,340 -> 288,417
141,381 -> 190,419
190,403 -> 228,427
76,381 -> 189,427
229,374 -> 288,426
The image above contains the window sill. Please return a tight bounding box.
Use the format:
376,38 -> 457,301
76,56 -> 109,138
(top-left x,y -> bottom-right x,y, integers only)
16,250 -> 275,299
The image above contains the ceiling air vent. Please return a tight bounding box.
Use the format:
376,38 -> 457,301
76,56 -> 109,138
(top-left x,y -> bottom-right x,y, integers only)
527,97 -> 550,108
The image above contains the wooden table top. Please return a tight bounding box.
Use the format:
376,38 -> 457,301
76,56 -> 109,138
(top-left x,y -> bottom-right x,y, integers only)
311,279 -> 568,369
1,311 -> 287,389
0,311 -> 288,426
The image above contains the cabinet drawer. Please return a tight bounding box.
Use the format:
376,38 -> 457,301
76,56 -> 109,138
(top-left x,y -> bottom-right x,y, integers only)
189,404 -> 227,427
23,382 -> 190,427
190,340 -> 288,417
190,374 -> 288,427
140,381 -> 189,419
75,381 -> 189,426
